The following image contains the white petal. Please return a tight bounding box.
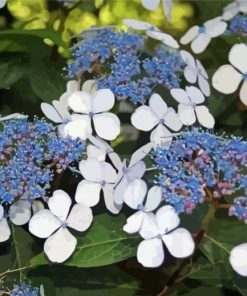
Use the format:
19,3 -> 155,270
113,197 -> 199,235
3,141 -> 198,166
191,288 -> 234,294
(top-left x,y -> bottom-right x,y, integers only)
139,213 -> 160,239
0,204 -> 4,220
184,65 -> 198,84
163,108 -> 183,131
137,238 -> 164,268
180,50 -> 196,67
92,89 -> 115,113
67,204 -> 93,232
52,100 -> 70,122
240,81 -> 247,106
9,200 -> 31,226
108,151 -> 123,171
41,103 -> 63,123
68,91 -> 91,113
88,135 -> 113,153
79,157 -> 103,182
150,124 -> 173,147
141,0 -> 160,10
114,176 -> 129,206
131,106 -> 159,131
123,179 -> 147,209
229,243 -> 247,277
186,86 -> 205,104
0,0 -> 7,9
29,209 -> 62,239
147,30 -> 179,49
44,227 -> 77,263
123,212 -> 144,234
180,26 -> 199,44
128,161 -> 146,180
205,19 -> 227,38
223,2 -> 239,20
75,180 -> 101,206
212,65 -> 242,94
195,106 -> 215,129
87,144 -> 106,161
129,143 -> 153,167
64,115 -> 92,140
198,74 -> 210,97
82,79 -> 97,94
170,88 -> 190,104
229,43 -> 247,74
162,228 -> 195,258
144,186 -> 162,212
93,113 -> 120,140
156,205 -> 180,234
100,161 -> 118,183
191,34 -> 211,54
178,104 -> 196,126
149,93 -> 168,119
123,18 -> 152,30
196,59 -> 208,79
240,1 -> 247,13
32,200 -> 44,214
0,218 -> 11,242
48,190 -> 71,221
103,184 -> 121,214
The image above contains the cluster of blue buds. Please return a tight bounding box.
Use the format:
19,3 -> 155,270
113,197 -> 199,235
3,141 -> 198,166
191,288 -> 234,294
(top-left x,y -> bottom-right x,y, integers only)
67,29 -> 184,104
228,15 -> 247,36
10,282 -> 40,296
229,196 -> 247,222
0,118 -> 85,204
152,129 -> 247,214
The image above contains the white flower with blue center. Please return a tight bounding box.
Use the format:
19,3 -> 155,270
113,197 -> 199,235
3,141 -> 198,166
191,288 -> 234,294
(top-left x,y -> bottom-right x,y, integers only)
229,243 -> 247,276
0,204 -> 11,242
180,17 -> 227,54
64,88 -> 120,141
131,93 -> 182,147
212,43 -> 247,106
29,190 -> 93,263
125,205 -> 195,268
75,157 -> 120,214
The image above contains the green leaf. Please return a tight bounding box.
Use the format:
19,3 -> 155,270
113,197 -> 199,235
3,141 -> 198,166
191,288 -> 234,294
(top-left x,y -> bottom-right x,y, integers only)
183,287 -> 224,296
30,214 -> 140,268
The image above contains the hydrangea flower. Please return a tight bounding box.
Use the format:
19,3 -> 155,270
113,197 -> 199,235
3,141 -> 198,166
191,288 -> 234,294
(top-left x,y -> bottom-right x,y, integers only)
29,190 -> 93,263
229,243 -> 247,276
10,282 -> 40,296
180,17 -> 227,54
124,205 -> 195,268
229,196 -> 247,222
212,43 -> 247,106
228,15 -> 247,36
64,89 -> 120,141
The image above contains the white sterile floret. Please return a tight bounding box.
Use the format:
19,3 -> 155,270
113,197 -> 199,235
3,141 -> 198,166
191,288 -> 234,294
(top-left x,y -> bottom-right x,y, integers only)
229,243 -> 247,276
9,193 -> 44,226
223,0 -> 247,21
124,205 -> 195,268
75,157 -> 120,214
170,86 -> 215,129
180,17 -> 227,54
29,190 -> 93,263
0,204 -> 11,242
123,179 -> 162,235
64,88 -> 120,141
113,144 -> 153,208
123,19 -> 179,49
212,43 -> 247,106
131,93 -> 182,147
141,0 -> 173,22
180,50 -> 210,97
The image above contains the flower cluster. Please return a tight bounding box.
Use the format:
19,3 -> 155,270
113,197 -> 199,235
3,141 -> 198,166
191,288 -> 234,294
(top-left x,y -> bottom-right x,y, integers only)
229,15 -> 247,35
67,29 -> 184,103
229,196 -> 247,222
0,118 -> 85,204
152,130 -> 247,213
10,282 -> 40,296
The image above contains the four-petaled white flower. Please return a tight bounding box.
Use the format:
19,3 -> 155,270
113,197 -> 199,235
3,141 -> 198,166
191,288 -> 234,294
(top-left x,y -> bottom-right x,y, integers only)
229,243 -> 247,277
223,0 -> 247,20
0,204 -> 11,243
123,179 -> 162,235
9,193 -> 44,226
180,50 -> 210,97
75,157 -> 120,214
29,190 -> 93,263
212,43 -> 247,106
180,17 -> 227,54
64,89 -> 120,141
131,93 -> 182,147
170,86 -> 215,129
141,0 -> 173,22
125,205 -> 195,268
123,19 -> 179,49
